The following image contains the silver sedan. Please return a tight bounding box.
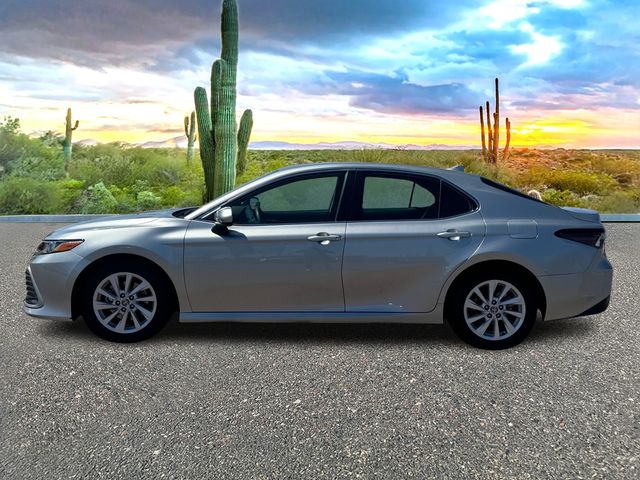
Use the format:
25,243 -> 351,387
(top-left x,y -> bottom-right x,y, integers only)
24,163 -> 612,349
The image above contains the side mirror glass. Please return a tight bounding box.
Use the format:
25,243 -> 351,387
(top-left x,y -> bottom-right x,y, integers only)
214,207 -> 234,226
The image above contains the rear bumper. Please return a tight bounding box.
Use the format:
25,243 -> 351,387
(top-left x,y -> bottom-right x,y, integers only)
539,257 -> 613,321
579,295 -> 610,317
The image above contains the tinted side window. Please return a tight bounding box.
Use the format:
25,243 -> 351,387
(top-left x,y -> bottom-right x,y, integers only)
352,174 -> 439,221
439,182 -> 476,218
259,176 -> 337,212
227,174 -> 343,224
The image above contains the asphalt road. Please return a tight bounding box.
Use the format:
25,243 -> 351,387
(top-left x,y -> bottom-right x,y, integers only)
1,223 -> 638,479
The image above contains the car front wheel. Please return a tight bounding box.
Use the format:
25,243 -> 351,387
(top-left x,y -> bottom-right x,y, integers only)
448,272 -> 537,349
80,261 -> 173,342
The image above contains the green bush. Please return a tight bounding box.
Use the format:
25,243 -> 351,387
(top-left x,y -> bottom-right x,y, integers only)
57,179 -> 85,213
595,191 -> 640,213
0,176 -> 62,214
540,188 -> 587,208
136,190 -> 161,211
70,146 -> 137,187
0,117 -> 66,179
10,153 -> 66,181
80,182 -> 118,214
518,168 -> 617,195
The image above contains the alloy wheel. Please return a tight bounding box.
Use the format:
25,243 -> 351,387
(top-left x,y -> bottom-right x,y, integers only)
463,279 -> 526,341
92,272 -> 157,334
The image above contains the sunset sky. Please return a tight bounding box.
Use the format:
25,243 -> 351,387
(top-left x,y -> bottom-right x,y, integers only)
0,0 -> 638,148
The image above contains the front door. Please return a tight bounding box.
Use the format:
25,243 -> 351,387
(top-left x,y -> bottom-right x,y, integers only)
184,172 -> 347,312
341,171 -> 485,313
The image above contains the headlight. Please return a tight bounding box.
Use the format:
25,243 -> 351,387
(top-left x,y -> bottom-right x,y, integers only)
35,239 -> 84,255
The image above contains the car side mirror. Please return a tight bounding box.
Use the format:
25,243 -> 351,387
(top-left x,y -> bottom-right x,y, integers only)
214,207 -> 234,226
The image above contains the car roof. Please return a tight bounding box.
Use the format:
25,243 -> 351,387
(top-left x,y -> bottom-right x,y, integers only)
269,162 -> 472,182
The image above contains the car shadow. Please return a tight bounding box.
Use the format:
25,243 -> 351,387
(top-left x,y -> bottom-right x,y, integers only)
35,314 -> 600,347
156,320 -> 460,346
527,316 -> 599,344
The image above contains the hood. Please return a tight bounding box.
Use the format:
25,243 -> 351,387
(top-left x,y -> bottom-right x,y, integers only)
46,208 -> 186,238
561,206 -> 601,224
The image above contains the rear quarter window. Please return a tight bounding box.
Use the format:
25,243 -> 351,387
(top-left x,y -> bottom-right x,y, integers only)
439,182 -> 477,218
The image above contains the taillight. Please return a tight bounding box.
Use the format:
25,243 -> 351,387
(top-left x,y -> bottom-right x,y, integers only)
555,228 -> 605,248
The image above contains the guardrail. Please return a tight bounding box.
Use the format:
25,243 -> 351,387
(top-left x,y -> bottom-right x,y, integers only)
0,214 -> 639,223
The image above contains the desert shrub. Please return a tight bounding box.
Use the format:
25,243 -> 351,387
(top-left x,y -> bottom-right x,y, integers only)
0,117 -> 68,180
160,185 -> 186,206
57,179 -> 85,213
0,176 -> 62,214
350,148 -> 393,163
136,190 -> 161,211
71,153 -> 137,188
131,180 -> 151,195
106,185 -> 136,213
71,148 -> 123,185
518,168 -> 616,195
10,153 -> 66,181
80,182 -> 117,214
540,188 -> 590,208
587,155 -> 640,187
137,154 -> 182,186
459,156 -> 514,185
595,191 -> 640,213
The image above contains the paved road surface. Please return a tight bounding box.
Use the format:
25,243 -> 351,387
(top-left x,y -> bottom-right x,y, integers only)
1,223 -> 638,479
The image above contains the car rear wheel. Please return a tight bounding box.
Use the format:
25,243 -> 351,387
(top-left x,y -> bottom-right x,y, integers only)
448,272 -> 537,349
80,261 -> 173,342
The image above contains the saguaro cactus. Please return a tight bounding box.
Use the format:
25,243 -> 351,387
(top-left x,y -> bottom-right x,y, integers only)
194,0 -> 253,201
236,109 -> 253,176
63,108 -> 79,170
479,78 -> 511,164
184,111 -> 197,164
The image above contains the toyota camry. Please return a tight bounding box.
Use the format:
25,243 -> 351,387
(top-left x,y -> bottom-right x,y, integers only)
24,163 -> 613,349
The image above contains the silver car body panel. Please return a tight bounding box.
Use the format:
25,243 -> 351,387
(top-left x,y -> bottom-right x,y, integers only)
183,220 -> 346,312
342,211 -> 486,313
24,162 -> 613,325
180,310 -> 443,324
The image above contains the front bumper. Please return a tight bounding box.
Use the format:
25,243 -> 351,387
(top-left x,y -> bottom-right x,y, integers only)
539,256 -> 613,321
23,251 -> 89,321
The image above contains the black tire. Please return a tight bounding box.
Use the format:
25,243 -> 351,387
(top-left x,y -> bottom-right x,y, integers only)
447,271 -> 537,350
80,260 -> 174,342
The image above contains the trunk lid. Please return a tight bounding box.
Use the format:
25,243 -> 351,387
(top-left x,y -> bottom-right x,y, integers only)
561,207 -> 601,224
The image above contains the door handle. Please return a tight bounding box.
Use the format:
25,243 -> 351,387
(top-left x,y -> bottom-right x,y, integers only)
307,232 -> 342,244
437,230 -> 471,241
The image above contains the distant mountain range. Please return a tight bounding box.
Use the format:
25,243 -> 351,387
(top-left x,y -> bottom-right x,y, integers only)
75,136 -> 478,150
247,140 -> 477,150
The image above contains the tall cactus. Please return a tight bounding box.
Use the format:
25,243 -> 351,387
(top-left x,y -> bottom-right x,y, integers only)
63,108 -> 79,170
184,111 -> 197,164
479,78 -> 511,164
236,109 -> 253,176
194,0 -> 253,201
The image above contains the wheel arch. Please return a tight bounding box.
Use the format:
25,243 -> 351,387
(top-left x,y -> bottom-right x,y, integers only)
71,253 -> 180,320
443,259 -> 547,320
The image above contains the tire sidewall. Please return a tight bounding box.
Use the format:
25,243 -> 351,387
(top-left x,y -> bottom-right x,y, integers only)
80,261 -> 172,343
448,271 -> 537,350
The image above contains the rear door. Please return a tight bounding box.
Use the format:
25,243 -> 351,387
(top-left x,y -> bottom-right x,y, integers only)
341,170 -> 485,313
